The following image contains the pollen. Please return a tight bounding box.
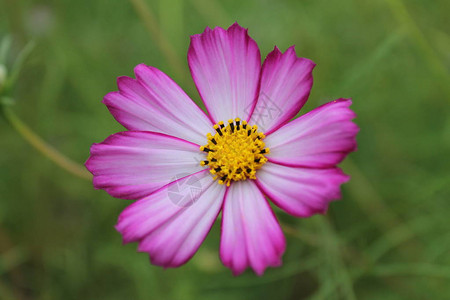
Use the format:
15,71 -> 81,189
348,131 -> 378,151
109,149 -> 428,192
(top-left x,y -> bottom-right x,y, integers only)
200,118 -> 269,186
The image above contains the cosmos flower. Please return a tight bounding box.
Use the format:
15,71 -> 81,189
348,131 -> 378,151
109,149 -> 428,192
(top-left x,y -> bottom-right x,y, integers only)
86,23 -> 358,275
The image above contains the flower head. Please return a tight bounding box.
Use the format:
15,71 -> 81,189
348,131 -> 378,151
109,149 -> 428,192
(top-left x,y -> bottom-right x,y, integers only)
86,23 -> 358,275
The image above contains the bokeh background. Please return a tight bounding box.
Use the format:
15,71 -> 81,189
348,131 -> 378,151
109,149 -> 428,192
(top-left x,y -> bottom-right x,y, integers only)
1,0 -> 449,299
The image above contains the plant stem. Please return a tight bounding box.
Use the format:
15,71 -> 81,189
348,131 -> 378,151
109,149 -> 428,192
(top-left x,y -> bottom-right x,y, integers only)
128,0 -> 187,82
2,106 -> 92,181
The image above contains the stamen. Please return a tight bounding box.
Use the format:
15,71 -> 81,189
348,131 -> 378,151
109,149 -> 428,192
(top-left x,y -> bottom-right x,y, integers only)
228,119 -> 235,133
214,124 -> 223,136
200,146 -> 214,153
199,118 -> 268,186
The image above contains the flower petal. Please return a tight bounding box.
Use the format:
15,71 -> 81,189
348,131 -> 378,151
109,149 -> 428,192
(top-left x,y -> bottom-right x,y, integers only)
103,64 -> 213,145
249,46 -> 315,134
256,162 -> 349,218
220,181 -> 285,275
116,170 -> 225,267
188,23 -> 261,123
265,99 -> 358,168
85,131 -> 206,200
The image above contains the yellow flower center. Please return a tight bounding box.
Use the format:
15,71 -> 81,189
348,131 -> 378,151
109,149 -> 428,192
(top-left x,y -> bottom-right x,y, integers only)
200,118 -> 269,186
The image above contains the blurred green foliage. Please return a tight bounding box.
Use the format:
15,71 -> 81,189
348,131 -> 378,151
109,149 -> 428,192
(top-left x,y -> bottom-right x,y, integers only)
1,0 -> 449,299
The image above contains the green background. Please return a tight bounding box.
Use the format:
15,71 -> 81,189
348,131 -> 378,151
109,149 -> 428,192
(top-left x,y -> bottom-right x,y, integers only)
1,0 -> 449,299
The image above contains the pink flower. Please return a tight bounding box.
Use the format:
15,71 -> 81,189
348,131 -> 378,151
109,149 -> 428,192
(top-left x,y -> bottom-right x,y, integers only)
86,23 -> 358,275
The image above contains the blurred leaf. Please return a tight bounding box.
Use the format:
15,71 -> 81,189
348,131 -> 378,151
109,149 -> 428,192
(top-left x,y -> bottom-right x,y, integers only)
0,35 -> 11,65
5,40 -> 35,91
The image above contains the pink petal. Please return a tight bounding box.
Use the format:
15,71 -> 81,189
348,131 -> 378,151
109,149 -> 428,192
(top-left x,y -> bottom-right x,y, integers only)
265,99 -> 359,168
85,131 -> 207,200
249,46 -> 315,134
220,181 -> 285,276
116,170 -> 226,267
256,162 -> 349,218
188,23 -> 261,123
103,64 -> 213,145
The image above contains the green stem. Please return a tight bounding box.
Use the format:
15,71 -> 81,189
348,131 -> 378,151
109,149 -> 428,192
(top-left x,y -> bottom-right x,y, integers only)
128,0 -> 187,82
189,0 -> 232,26
2,106 -> 92,181
385,0 -> 450,91
316,217 -> 357,300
